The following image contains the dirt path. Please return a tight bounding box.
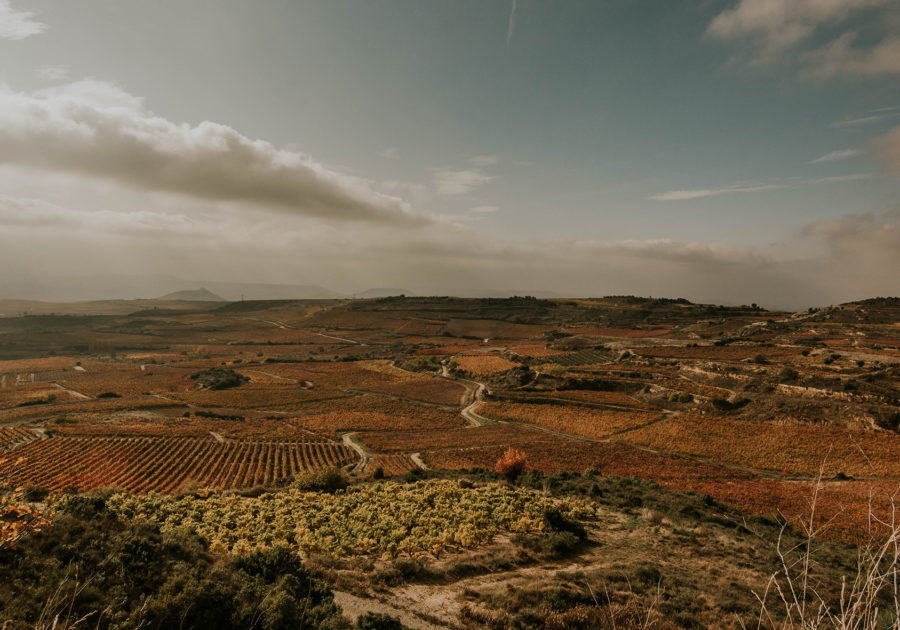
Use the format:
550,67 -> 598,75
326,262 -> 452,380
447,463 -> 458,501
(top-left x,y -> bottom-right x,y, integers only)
333,591 -> 448,630
308,329 -> 367,345
243,369 -> 305,385
242,316 -> 367,346
343,432 -> 372,475
409,452 -> 429,470
459,382 -> 493,426
440,358 -> 494,426
52,382 -> 91,400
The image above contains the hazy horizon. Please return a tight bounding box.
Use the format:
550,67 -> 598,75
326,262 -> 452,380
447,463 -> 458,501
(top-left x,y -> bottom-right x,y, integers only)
1,0 -> 898,309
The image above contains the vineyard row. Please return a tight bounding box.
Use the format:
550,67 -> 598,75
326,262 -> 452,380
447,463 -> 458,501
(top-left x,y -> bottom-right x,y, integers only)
0,436 -> 356,493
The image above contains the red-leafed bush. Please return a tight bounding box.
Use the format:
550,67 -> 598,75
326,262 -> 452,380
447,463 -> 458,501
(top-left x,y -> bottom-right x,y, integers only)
495,448 -> 528,481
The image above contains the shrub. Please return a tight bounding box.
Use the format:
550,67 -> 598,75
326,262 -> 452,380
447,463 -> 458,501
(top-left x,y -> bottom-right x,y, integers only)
541,531 -> 580,554
542,507 -> 587,540
96,391 -> 121,398
292,468 -> 348,493
495,448 -> 528,481
751,354 -> 769,365
354,612 -> 407,630
190,367 -> 248,390
667,391 -> 693,403
778,367 -> 798,382
0,509 -> 345,629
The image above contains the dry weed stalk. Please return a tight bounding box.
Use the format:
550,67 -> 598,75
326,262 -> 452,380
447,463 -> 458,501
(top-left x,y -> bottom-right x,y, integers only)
744,462 -> 900,629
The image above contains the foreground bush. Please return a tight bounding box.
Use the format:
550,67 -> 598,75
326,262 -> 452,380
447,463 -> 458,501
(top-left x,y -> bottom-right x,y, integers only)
0,503 -> 345,629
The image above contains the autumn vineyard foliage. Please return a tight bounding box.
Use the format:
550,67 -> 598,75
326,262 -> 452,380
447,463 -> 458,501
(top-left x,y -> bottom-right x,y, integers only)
0,436 -> 355,492
619,413 -> 900,478
476,401 -> 663,439
452,355 -> 519,377
102,479 -> 596,558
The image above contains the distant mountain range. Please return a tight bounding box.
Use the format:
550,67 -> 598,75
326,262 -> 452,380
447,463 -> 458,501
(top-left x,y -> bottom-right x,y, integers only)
157,288 -> 225,302
0,273 -> 576,303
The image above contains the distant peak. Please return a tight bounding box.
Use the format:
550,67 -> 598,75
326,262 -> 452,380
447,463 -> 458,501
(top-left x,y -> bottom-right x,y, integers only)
157,288 -> 225,302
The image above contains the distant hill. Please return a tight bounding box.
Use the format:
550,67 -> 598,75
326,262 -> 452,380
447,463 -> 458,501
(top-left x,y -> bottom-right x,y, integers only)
157,288 -> 225,302
357,288 -> 416,298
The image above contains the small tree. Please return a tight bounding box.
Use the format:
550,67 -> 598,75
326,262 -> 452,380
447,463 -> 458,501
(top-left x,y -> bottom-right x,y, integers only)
495,448 -> 528,481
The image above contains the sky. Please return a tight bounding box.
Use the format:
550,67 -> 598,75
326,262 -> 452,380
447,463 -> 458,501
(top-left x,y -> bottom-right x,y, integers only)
0,0 -> 898,309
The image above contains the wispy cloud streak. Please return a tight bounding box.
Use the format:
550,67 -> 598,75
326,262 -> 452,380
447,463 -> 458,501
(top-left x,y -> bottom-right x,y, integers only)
651,184 -> 784,201
506,0 -> 517,47
810,149 -> 861,163
652,174 -> 874,201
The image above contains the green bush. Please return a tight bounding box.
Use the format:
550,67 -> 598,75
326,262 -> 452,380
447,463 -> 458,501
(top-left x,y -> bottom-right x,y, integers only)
0,508 -> 345,629
542,507 -> 587,540
778,367 -> 798,382
354,612 -> 407,630
190,367 -> 249,390
292,467 -> 348,493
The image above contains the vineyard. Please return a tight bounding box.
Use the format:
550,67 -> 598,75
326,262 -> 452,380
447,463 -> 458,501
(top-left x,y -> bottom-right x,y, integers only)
0,427 -> 34,449
253,360 -> 466,405
550,349 -> 612,366
0,435 -> 355,492
365,454 -> 418,476
503,389 -> 652,409
358,423 -> 557,453
452,355 -> 519,377
619,414 -> 900,478
293,410 -> 464,434
102,479 -> 597,557
634,345 -> 802,362
475,401 -> 663,439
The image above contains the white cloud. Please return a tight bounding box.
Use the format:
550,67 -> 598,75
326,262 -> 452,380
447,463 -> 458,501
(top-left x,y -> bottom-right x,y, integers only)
874,125 -> 900,174
432,168 -> 494,196
379,147 -> 398,159
800,212 -> 900,292
0,0 -> 45,40
810,148 -> 861,163
0,79 -> 427,225
0,195 -> 205,236
377,179 -> 432,204
802,33 -> 900,78
650,183 -> 784,201
469,154 -> 499,167
35,65 -> 69,81
707,0 -> 898,75
470,205 -> 499,213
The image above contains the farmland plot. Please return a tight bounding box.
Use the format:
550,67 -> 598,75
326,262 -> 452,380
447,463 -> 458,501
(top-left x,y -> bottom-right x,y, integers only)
476,401 -> 663,439
0,435 -> 355,492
